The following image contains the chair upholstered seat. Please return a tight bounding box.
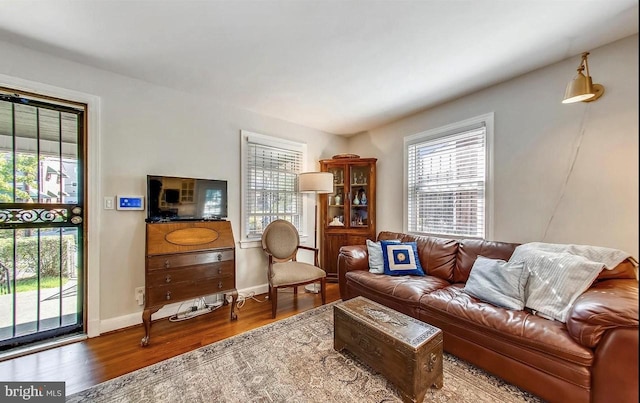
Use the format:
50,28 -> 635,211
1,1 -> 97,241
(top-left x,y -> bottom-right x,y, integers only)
271,262 -> 327,287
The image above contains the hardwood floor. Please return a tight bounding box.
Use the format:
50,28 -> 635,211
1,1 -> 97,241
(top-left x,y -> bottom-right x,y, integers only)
0,284 -> 341,395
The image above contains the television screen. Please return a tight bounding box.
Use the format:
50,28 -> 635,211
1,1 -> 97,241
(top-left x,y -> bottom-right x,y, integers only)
146,175 -> 228,222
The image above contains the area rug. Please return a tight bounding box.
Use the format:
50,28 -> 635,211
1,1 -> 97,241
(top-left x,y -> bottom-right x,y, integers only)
67,302 -> 542,402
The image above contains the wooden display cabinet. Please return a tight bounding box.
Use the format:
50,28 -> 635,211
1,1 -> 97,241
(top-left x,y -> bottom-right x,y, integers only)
319,156 -> 377,281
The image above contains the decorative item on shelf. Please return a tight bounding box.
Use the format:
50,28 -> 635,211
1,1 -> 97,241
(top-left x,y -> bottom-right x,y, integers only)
359,188 -> 367,205
332,153 -> 360,159
353,193 -> 360,205
330,216 -> 344,226
334,192 -> 342,206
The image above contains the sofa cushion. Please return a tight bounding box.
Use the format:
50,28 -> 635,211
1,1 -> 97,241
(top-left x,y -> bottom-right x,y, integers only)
381,241 -> 425,276
378,232 -> 458,282
463,256 -> 529,310
454,239 -> 519,283
345,270 -> 449,317
596,258 -> 638,281
419,284 -> 593,367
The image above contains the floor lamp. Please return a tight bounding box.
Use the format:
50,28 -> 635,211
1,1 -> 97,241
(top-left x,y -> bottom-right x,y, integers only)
298,171 -> 334,293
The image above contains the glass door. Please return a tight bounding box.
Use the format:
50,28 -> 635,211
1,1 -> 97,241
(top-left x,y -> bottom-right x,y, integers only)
0,92 -> 85,351
325,162 -> 372,230
326,165 -> 346,227
349,164 -> 371,228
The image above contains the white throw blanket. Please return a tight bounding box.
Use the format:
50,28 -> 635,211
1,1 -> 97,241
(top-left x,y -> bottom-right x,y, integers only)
508,242 -> 631,322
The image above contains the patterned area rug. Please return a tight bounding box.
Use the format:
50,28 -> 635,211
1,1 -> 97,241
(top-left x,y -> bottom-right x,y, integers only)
68,302 -> 542,402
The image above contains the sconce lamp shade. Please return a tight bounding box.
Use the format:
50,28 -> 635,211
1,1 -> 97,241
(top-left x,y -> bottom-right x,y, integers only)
562,52 -> 604,104
299,172 -> 333,194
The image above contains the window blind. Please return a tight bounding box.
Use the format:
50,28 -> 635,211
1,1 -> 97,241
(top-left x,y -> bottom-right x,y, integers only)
245,141 -> 303,239
407,126 -> 486,238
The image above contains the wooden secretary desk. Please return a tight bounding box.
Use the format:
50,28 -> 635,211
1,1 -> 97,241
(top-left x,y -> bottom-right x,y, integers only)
141,220 -> 238,346
319,156 -> 377,282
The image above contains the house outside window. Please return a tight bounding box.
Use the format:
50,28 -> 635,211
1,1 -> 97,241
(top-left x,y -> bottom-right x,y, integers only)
240,130 -> 306,247
404,113 -> 493,239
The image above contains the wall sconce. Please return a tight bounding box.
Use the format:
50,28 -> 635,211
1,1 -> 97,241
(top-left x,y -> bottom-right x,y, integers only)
562,52 -> 604,104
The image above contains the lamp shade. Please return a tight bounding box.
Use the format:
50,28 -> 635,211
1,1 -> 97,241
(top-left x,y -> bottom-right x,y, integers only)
562,52 -> 604,104
298,172 -> 333,194
562,72 -> 595,104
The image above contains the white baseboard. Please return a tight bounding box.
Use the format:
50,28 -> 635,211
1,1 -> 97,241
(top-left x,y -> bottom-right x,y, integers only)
99,284 -> 271,335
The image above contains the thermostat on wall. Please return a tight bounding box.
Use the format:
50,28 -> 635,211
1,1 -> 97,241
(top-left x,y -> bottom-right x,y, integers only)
116,195 -> 145,211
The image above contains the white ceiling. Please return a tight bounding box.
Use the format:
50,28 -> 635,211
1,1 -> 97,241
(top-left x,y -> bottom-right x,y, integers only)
0,1 -> 638,135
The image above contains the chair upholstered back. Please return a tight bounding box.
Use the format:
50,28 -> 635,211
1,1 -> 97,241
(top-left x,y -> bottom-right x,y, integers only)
262,220 -> 299,260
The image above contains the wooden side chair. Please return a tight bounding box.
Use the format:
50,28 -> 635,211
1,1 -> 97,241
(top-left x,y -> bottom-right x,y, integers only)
261,219 -> 326,318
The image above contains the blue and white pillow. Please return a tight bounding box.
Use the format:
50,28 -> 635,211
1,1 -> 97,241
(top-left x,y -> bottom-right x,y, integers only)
381,241 -> 425,276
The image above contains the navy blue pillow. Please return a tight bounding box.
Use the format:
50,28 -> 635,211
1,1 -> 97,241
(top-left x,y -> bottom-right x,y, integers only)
380,241 -> 425,276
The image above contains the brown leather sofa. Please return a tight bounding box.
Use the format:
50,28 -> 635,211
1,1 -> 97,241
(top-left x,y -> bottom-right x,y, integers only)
337,231 -> 639,403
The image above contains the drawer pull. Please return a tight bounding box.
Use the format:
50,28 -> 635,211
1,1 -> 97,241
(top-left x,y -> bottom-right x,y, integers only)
218,268 -> 222,275
164,260 -> 170,269
217,254 -> 222,261
165,291 -> 171,300
218,281 -> 224,289
165,275 -> 171,283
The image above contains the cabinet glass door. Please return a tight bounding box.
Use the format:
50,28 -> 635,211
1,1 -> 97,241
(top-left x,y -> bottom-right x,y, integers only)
326,166 -> 345,227
349,165 -> 370,228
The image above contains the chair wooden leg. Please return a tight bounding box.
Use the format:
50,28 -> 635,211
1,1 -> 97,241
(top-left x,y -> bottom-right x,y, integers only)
271,286 -> 277,319
320,278 -> 326,305
293,286 -> 298,295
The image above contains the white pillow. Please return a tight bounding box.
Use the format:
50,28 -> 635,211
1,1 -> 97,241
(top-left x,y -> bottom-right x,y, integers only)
463,256 -> 530,310
367,239 -> 399,274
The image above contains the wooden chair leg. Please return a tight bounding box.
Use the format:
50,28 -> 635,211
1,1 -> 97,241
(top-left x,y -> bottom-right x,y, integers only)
271,286 -> 277,319
320,278 -> 326,305
293,286 -> 298,295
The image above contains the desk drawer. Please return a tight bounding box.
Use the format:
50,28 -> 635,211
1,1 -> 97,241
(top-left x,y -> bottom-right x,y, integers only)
147,249 -> 234,271
146,261 -> 233,285
146,276 -> 235,306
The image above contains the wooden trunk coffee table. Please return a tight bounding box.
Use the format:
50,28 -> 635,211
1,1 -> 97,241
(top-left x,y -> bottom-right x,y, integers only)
334,296 -> 443,403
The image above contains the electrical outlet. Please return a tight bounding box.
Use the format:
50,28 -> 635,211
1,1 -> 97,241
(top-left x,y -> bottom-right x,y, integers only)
135,287 -> 145,306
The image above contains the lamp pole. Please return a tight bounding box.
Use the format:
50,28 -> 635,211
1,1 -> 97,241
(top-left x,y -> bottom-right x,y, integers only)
298,171 -> 334,293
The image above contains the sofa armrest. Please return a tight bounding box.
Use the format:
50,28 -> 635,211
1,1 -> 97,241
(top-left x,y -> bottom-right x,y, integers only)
337,245 -> 369,300
566,279 -> 638,348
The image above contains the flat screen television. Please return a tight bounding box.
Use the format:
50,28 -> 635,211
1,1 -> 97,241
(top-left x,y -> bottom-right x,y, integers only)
146,175 -> 228,222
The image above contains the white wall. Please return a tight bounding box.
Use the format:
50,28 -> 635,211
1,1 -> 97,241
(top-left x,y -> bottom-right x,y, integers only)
0,39 -> 348,331
349,34 -> 639,258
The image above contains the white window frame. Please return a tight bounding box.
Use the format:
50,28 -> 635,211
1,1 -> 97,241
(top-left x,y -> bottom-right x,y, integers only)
240,130 -> 308,248
403,113 -> 494,240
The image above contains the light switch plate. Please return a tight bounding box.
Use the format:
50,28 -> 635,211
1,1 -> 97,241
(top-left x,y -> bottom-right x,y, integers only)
104,197 -> 114,210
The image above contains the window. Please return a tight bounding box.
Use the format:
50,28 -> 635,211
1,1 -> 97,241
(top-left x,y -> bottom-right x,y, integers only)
241,131 -> 306,246
404,113 -> 493,239
203,188 -> 223,217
